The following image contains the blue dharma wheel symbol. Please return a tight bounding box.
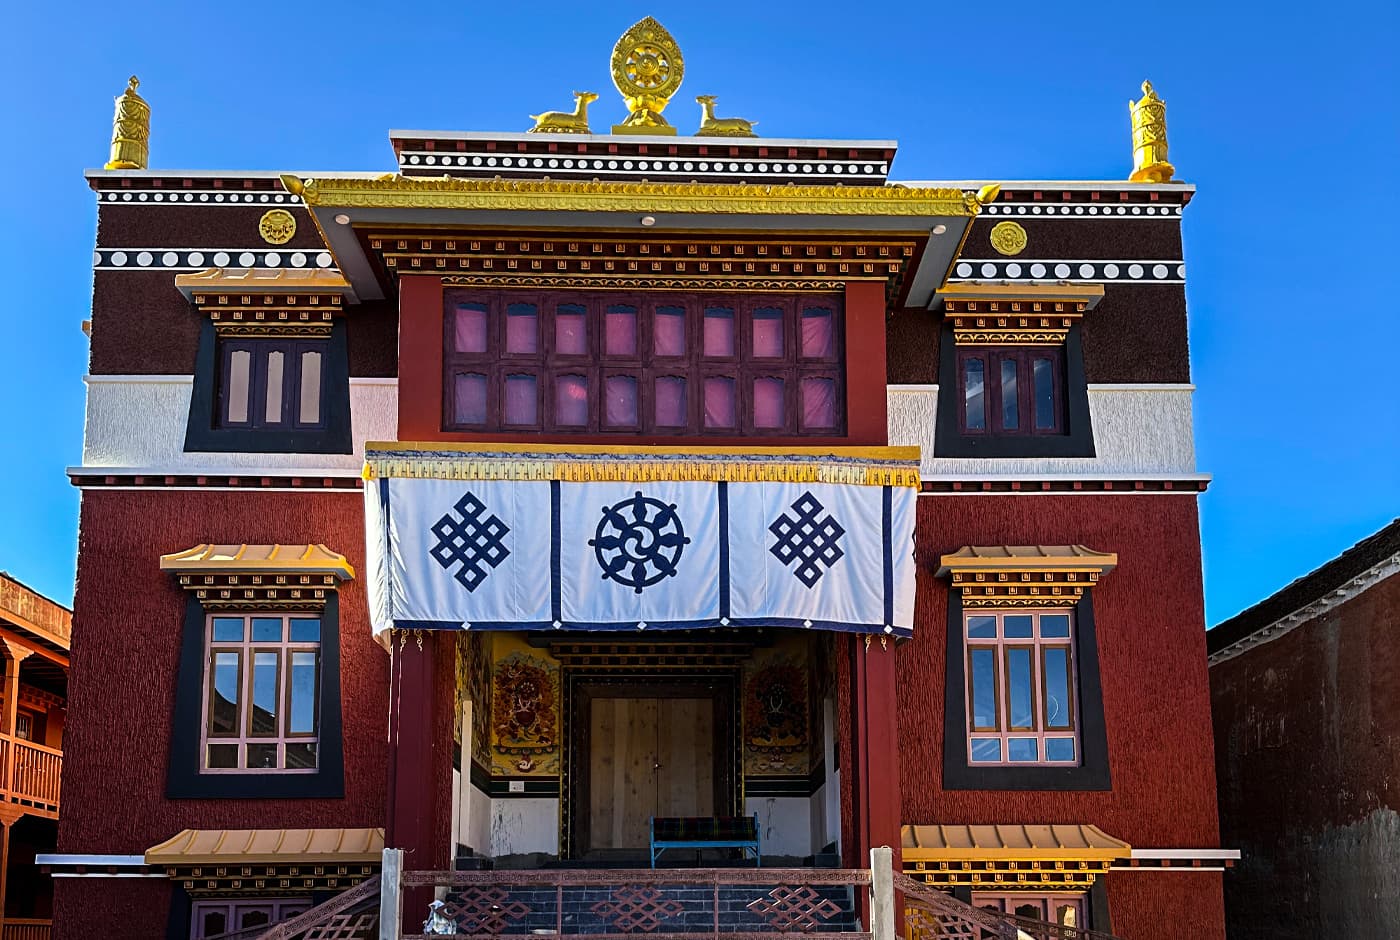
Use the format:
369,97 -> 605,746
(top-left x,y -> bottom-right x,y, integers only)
590,491 -> 691,594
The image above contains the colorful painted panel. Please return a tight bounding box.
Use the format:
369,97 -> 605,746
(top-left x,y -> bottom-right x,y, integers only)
744,639 -> 810,776
489,636 -> 561,776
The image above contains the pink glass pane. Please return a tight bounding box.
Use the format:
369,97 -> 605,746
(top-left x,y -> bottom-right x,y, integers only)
703,308 -> 735,357
801,307 -> 835,358
454,304 -> 488,353
655,376 -> 686,426
801,377 -> 837,428
703,376 -> 736,428
505,303 -> 538,354
555,375 -> 588,426
605,305 -> 637,357
454,373 -> 487,425
752,308 -> 784,358
654,306 -> 686,356
604,375 -> 638,427
555,303 -> 587,355
753,377 -> 785,428
503,374 -> 537,425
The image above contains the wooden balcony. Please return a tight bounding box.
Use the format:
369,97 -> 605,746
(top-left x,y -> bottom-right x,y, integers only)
0,733 -> 60,819
0,919 -> 52,940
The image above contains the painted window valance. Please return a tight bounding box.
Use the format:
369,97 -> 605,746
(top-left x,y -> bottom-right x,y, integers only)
363,443 -> 919,638
901,823 -> 1129,888
936,545 -> 1117,608
938,282 -> 1103,346
161,543 -> 355,610
175,267 -> 354,337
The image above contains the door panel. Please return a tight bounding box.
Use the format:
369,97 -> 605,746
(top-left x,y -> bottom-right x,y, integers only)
656,698 -> 714,818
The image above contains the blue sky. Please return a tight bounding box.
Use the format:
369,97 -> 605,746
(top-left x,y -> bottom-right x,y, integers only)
2,0 -> 1395,623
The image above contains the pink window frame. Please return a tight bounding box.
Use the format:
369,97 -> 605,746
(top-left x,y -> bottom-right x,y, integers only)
964,608 -> 1079,766
971,891 -> 1085,927
199,612 -> 321,774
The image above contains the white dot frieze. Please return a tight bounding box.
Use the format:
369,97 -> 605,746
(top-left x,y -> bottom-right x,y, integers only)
948,258 -> 1186,283
92,248 -> 340,272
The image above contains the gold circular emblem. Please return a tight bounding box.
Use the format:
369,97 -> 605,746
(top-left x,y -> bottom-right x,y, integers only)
989,221 -> 1028,256
611,17 -> 684,104
258,209 -> 297,245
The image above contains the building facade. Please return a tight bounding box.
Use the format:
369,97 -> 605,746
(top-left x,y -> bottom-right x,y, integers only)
52,22 -> 1227,940
1209,519 -> 1400,940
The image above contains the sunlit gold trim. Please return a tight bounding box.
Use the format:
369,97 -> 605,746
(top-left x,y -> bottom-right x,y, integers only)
145,828 -> 384,866
937,545 -> 1117,607
161,544 -> 355,580
903,823 -> 1130,862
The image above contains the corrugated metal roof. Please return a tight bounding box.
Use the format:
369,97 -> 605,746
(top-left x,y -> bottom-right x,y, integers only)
144,828 -> 383,865
159,544 -> 355,580
901,824 -> 1130,861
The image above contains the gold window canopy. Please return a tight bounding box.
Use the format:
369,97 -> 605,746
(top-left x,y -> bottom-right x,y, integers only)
145,827 -> 383,894
175,267 -> 357,338
161,543 -> 356,610
937,282 -> 1104,346
902,823 -> 1130,888
936,545 -> 1117,608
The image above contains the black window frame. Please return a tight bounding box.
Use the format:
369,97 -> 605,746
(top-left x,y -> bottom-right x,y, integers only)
184,319 -> 352,455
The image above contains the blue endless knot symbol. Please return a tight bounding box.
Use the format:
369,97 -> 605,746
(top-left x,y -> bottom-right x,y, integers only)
769,492 -> 846,588
430,492 -> 511,593
590,491 -> 691,594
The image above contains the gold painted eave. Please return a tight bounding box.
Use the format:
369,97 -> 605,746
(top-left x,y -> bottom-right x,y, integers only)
283,174 -> 981,219
936,544 -> 1118,578
902,824 -> 1131,862
937,281 -> 1106,310
145,827 -> 384,865
160,543 -> 356,581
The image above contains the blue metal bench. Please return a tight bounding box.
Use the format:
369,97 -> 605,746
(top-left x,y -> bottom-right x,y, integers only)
650,814 -> 761,868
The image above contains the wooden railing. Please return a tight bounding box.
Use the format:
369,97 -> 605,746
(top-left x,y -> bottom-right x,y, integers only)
1,919 -> 53,940
897,872 -> 1123,940
256,875 -> 379,940
0,734 -> 61,815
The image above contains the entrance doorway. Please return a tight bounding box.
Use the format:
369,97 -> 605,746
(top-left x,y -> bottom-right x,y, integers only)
569,678 -> 738,860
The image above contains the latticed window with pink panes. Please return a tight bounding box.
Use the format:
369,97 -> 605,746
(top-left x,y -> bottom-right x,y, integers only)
964,609 -> 1079,765
200,613 -> 321,772
443,289 -> 844,435
972,892 -> 1085,927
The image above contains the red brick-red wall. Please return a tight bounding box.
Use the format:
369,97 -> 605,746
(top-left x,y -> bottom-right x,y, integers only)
1105,871 -> 1225,940
53,878 -> 175,940
55,489 -> 388,936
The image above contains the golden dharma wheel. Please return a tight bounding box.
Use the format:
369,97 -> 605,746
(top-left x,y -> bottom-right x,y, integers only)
611,17 -> 684,120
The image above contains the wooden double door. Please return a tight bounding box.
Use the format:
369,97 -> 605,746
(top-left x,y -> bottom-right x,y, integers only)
575,680 -> 733,856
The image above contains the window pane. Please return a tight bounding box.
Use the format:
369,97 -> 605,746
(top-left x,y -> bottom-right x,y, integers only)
654,306 -> 686,356
286,742 -> 317,769
454,373 -> 487,425
801,307 -> 834,358
1034,357 -> 1055,429
753,377 -> 784,429
605,304 -> 637,357
1045,738 -> 1077,762
1006,648 -> 1034,728
969,738 -> 1001,762
250,651 -> 279,736
703,307 -> 734,357
655,376 -> 686,427
604,375 -> 638,427
227,349 -> 251,424
555,303 -> 587,355
801,377 -> 836,429
298,350 -> 321,425
555,375 -> 589,426
200,910 -> 229,937
1040,614 -> 1071,638
703,376 -> 736,428
1000,358 -> 1019,430
239,911 -> 272,929
210,652 -> 240,735
1043,647 -> 1073,729
1012,899 -> 1044,920
966,615 -> 997,639
963,358 -> 985,430
289,651 -> 318,734
264,350 -> 285,424
206,744 -> 238,769
1007,737 -> 1038,762
1004,615 -> 1033,639
969,648 -> 998,730
289,618 -> 320,642
505,302 -> 538,354
454,303 -> 488,353
503,374 -> 538,425
246,743 -> 277,769
752,307 -> 783,357
251,617 -> 282,642
212,617 -> 244,642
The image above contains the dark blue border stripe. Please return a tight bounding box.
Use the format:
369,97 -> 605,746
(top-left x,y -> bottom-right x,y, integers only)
718,481 -> 730,620
379,477 -> 393,623
550,480 -> 562,623
882,485 -> 894,628
391,616 -> 910,637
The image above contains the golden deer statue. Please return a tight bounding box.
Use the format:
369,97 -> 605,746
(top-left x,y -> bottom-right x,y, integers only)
694,95 -> 757,137
528,91 -> 599,134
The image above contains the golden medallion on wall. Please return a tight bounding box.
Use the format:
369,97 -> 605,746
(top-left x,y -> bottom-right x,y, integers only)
258,209 -> 297,245
989,221 -> 1028,256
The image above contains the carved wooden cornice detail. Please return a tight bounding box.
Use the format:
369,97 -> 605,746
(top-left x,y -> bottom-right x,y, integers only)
904,859 -> 1110,888
173,572 -> 340,611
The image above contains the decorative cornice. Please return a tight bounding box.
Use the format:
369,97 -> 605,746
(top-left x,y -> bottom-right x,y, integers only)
441,274 -> 854,292
937,545 -> 1117,607
903,859 -> 1110,888
284,174 -> 981,218
162,544 -> 355,610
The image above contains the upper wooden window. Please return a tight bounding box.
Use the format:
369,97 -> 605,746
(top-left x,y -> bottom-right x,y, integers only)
956,346 -> 1064,436
964,609 -> 1079,766
218,337 -> 327,431
443,289 -> 844,435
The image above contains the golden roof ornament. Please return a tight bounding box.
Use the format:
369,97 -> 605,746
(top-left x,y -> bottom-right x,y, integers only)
105,76 -> 150,170
610,17 -> 684,135
528,91 -> 598,134
1128,80 -> 1175,183
694,95 -> 757,137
